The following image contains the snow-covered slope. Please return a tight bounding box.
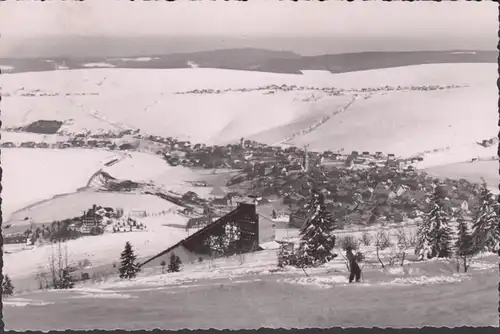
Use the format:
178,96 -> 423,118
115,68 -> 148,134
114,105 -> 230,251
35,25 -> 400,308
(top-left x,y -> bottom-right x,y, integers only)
287,83 -> 497,156
2,63 -> 495,149
2,149 -> 115,220
0,131 -> 70,144
2,63 -> 496,218
102,151 -> 170,183
2,149 -> 196,222
4,221 -> 189,279
8,192 -> 182,224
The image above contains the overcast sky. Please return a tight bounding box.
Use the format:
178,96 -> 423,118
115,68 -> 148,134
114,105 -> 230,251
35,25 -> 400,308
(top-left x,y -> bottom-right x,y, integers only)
0,0 -> 496,57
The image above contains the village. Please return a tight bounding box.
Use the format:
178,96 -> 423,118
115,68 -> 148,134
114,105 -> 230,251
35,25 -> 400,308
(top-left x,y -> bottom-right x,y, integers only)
3,122 -> 484,259
174,83 -> 467,96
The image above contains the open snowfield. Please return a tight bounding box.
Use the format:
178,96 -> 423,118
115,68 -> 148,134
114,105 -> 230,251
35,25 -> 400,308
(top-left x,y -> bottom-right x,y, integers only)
287,84 -> 497,157
414,143 -> 498,169
102,151 -> 182,183
2,149 -> 116,220
8,191 -> 182,224
425,160 -> 499,193
2,63 -> 495,152
0,130 -> 70,144
4,244 -> 497,330
3,215 -> 189,281
2,148 -> 198,222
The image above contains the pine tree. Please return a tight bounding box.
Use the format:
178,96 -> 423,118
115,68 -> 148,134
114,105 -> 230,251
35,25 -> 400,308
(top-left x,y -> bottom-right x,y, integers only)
471,186 -> 500,253
2,275 -> 14,296
455,215 -> 473,272
119,241 -> 141,279
416,185 -> 453,259
167,253 -> 182,273
296,190 -> 338,267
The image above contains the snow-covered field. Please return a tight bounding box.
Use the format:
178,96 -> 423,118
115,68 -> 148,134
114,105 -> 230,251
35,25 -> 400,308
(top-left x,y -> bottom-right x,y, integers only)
3,216 -> 189,280
8,191 -> 182,224
83,63 -> 116,68
2,63 -> 495,154
2,149 -> 116,220
102,151 -> 177,183
4,237 -> 497,330
287,84 -> 497,157
425,160 -> 499,194
0,131 -> 70,144
2,148 -> 198,222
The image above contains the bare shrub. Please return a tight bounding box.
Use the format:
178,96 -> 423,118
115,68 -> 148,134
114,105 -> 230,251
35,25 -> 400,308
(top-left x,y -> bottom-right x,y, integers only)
77,258 -> 92,270
90,270 -> 113,284
277,244 -> 298,268
35,271 -> 50,290
373,230 -> 394,269
361,232 -> 372,246
394,227 -> 416,248
338,235 -> 360,251
374,231 -> 392,250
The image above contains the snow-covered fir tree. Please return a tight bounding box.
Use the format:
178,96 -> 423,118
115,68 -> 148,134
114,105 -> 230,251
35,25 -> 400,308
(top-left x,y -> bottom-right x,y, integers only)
167,253 -> 182,273
296,190 -> 337,267
2,274 -> 14,296
119,241 -> 141,279
415,185 -> 453,259
455,214 -> 473,272
471,185 -> 500,253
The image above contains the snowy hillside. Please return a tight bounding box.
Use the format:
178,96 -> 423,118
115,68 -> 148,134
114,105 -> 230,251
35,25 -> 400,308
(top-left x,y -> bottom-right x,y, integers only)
2,148 -> 196,222
2,149 -> 115,220
287,84 -> 496,156
3,220 -> 189,279
2,63 -> 496,150
8,192 -> 181,224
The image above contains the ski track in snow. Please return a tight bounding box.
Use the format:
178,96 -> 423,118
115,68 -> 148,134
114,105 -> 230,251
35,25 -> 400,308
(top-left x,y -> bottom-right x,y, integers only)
273,95 -> 359,146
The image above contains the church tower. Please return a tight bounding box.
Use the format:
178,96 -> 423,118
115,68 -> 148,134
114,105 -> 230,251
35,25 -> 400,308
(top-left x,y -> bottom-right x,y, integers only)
303,144 -> 309,172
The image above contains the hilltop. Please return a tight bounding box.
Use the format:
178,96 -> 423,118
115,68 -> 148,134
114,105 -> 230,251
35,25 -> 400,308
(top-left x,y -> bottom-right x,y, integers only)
0,49 -> 496,74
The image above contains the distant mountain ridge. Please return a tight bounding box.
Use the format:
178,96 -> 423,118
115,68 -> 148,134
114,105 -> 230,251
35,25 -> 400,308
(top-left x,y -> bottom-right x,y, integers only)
1,49 -> 496,75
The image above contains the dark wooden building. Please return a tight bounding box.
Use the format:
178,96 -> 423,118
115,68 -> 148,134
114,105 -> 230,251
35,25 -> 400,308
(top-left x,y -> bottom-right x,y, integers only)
140,202 -> 261,268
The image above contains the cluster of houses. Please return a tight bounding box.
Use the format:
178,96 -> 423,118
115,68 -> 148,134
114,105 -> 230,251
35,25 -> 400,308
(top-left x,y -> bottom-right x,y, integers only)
6,87 -> 100,98
477,137 -> 499,148
345,84 -> 465,93
67,205 -> 117,235
233,156 -> 482,229
174,84 -> 464,96
2,123 -> 423,183
5,205 -> 149,246
111,216 -> 146,233
174,84 -> 345,96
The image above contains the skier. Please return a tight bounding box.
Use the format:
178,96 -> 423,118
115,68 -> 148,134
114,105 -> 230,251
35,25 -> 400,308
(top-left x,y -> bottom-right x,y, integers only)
346,246 -> 361,283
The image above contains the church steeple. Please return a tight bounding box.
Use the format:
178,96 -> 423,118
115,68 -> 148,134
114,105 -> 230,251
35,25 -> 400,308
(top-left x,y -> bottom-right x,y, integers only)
303,144 -> 309,172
